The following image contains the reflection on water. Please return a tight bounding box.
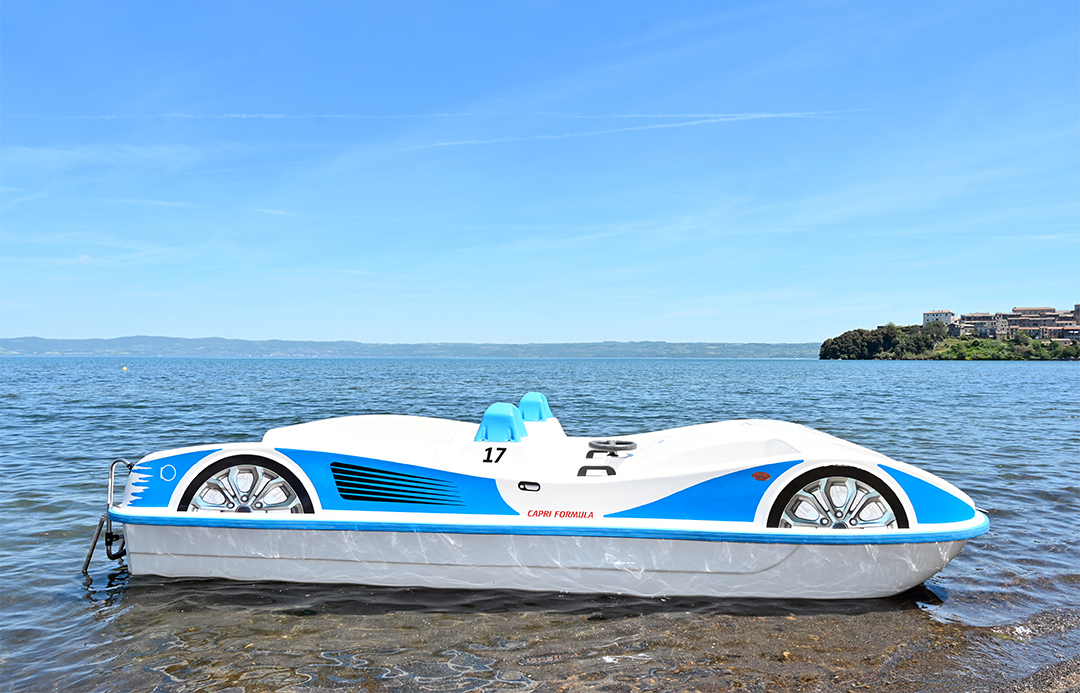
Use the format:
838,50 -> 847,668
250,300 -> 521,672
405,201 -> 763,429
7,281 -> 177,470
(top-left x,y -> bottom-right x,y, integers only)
69,573 -> 1080,693
91,570 -> 946,619
76,574 -> 968,692
1,357 -> 1078,691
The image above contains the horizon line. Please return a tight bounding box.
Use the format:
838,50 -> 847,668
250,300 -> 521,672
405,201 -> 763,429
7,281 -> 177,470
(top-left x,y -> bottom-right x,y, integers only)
0,335 -> 821,346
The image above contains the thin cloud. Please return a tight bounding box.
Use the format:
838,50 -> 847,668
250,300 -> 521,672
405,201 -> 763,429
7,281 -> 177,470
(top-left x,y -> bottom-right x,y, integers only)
253,208 -> 298,216
10,245 -> 176,269
97,198 -> 201,208
4,143 -> 209,171
983,234 -> 1072,242
2,109 -> 853,123
407,111 -> 839,150
285,267 -> 432,280
595,5 -> 768,54
532,110 -> 857,119
291,267 -> 375,275
4,112 -> 478,120
0,191 -> 49,213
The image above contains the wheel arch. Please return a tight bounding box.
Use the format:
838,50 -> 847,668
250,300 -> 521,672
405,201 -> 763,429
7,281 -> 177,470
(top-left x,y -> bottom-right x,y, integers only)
763,464 -> 911,529
169,448 -> 320,513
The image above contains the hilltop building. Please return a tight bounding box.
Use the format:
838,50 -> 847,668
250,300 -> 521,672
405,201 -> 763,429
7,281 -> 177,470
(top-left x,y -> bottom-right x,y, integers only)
922,310 -> 958,326
924,306 -> 1080,342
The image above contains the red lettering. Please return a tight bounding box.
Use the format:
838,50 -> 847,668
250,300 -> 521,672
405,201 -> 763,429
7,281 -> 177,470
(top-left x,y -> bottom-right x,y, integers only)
528,509 -> 594,520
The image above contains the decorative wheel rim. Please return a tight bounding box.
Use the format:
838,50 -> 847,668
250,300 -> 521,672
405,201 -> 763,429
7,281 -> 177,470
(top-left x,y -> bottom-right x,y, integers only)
186,464 -> 303,513
778,476 -> 897,529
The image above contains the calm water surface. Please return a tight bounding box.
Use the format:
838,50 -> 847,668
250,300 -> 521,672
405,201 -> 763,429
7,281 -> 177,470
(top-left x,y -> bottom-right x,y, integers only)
1,358 -> 1077,691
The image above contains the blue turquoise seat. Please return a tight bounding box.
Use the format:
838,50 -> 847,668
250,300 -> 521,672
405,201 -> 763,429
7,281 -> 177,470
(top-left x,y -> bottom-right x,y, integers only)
518,392 -> 553,422
474,403 -> 528,442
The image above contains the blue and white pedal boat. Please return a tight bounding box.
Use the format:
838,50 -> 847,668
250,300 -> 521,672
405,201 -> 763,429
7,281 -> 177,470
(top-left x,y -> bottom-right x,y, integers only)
96,393 -> 988,599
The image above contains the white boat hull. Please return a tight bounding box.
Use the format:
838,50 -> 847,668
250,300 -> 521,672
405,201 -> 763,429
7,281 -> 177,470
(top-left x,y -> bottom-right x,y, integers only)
124,524 -> 967,599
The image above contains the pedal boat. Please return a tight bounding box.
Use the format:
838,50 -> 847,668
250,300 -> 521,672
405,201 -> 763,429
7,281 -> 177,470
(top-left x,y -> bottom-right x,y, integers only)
98,393 -> 988,599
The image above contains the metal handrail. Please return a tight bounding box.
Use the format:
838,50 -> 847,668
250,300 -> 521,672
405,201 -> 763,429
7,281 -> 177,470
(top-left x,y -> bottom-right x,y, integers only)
82,458 -> 133,573
107,458 -> 129,508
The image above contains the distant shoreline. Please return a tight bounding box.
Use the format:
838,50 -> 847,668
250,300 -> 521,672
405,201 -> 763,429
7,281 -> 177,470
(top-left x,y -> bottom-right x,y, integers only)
819,323 -> 1080,360
0,336 -> 819,359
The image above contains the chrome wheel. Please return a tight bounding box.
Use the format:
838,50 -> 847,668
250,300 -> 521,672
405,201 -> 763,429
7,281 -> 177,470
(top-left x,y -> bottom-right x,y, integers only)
187,463 -> 303,513
778,475 -> 897,529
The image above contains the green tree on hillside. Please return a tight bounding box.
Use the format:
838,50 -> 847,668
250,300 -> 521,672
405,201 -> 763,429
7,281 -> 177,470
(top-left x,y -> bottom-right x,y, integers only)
820,322 -> 947,360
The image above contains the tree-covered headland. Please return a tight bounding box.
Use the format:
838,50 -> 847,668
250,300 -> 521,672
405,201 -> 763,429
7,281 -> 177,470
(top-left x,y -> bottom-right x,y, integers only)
819,323 -> 1079,360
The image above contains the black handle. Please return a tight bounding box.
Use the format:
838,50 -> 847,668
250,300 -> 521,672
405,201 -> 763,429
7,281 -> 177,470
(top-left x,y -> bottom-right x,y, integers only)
577,465 -> 616,477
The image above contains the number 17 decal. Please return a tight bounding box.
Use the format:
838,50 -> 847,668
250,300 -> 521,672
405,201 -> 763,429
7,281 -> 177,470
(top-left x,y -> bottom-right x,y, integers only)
483,447 -> 507,463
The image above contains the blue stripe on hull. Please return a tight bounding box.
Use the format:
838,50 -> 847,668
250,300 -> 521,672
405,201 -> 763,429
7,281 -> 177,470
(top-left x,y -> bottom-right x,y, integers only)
128,449 -> 221,507
880,465 -> 977,523
606,460 -> 801,521
278,448 -> 519,516
110,509 -> 989,546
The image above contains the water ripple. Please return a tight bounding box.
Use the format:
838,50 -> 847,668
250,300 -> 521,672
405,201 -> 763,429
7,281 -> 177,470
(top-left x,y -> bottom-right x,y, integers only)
2,357 -> 1078,691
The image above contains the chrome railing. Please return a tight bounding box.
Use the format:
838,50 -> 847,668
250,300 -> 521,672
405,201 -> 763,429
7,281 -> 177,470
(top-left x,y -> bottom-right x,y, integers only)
82,459 -> 133,573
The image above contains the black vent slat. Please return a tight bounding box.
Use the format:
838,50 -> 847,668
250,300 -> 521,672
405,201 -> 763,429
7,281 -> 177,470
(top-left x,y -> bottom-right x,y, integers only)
337,491 -> 465,505
331,469 -> 455,493
330,464 -> 455,490
330,461 -> 463,507
334,463 -> 456,487
332,483 -> 460,498
331,466 -> 455,490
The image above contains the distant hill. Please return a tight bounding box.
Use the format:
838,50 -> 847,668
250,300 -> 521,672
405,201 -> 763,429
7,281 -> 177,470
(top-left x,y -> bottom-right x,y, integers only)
0,336 -> 818,359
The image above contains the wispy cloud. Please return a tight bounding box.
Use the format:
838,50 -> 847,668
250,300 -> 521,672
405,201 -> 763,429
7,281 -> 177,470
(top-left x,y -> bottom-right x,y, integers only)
3,143 -> 209,171
595,4 -> 770,54
532,110 -> 857,119
97,198 -> 202,208
1,229 -> 185,258
3,109 -> 852,123
253,208 -> 298,216
4,112 -> 478,121
290,267 -> 375,275
982,233 -> 1073,242
0,243 -> 179,271
657,307 -> 721,319
407,111 -> 838,150
0,191 -> 49,213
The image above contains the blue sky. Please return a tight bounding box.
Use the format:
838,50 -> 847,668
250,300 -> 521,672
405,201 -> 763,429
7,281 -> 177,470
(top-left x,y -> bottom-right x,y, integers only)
2,1 -> 1077,343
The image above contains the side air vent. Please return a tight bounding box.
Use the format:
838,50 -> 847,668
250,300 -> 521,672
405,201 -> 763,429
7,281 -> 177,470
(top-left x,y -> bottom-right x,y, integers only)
330,461 -> 464,506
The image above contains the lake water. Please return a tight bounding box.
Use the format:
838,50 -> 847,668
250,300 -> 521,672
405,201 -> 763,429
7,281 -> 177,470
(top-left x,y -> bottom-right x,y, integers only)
1,357 -> 1077,691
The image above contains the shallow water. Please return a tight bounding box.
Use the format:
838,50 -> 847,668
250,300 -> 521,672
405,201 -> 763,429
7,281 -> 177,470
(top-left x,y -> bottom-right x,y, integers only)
1,357 -> 1077,691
